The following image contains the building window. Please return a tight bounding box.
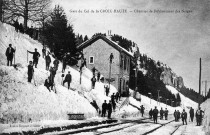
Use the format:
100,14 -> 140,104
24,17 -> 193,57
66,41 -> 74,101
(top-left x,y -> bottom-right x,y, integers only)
89,56 -> 94,64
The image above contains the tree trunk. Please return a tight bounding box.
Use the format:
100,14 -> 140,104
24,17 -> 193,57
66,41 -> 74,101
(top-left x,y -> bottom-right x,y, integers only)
24,0 -> 29,31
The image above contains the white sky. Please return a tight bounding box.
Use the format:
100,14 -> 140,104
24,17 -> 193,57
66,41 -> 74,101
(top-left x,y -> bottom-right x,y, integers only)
52,0 -> 210,93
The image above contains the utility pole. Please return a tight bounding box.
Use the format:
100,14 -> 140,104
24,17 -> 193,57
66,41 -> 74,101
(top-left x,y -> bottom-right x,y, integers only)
202,80 -> 210,97
198,58 -> 201,107
157,90 -> 160,105
109,53 -> 114,89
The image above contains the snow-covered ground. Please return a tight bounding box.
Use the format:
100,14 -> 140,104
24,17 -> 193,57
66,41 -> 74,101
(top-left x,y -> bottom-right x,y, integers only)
0,22 -> 207,135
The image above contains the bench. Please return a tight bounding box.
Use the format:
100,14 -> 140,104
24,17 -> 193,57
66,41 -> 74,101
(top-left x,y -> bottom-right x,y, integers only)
68,114 -> 85,120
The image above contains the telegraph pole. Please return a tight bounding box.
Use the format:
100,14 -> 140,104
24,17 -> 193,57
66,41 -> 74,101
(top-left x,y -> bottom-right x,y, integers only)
198,58 -> 201,107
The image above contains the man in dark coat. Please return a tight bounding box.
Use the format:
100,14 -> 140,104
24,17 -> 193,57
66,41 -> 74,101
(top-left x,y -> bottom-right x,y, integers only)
104,85 -> 109,96
189,107 -> 194,122
107,100 -> 112,119
49,66 -> 56,88
53,58 -> 59,71
28,61 -> 34,82
174,110 -> 178,122
196,107 -> 204,126
164,108 -> 169,120
160,108 -> 164,120
101,100 -> 107,117
42,47 -> 46,58
149,108 -> 153,119
153,106 -> 159,124
44,77 -> 52,92
63,71 -> 72,89
140,105 -> 145,117
177,110 -> 181,121
111,93 -> 116,111
45,53 -> 51,70
181,109 -> 187,125
97,72 -> 101,82
27,48 -> 40,68
91,75 -> 97,89
5,44 -> 16,66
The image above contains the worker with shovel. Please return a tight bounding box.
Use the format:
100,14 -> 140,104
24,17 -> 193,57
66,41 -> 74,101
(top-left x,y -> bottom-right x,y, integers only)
5,44 -> 16,66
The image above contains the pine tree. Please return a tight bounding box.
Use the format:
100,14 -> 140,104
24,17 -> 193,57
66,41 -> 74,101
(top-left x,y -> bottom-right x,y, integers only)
43,5 -> 78,63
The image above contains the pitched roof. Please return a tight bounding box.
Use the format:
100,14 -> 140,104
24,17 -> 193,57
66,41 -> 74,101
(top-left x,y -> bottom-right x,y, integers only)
77,35 -> 134,57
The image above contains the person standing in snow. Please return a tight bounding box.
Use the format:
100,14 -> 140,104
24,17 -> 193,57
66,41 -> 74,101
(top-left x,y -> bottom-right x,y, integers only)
104,85 -> 110,96
189,107 -> 194,122
53,58 -> 59,71
42,47 -> 46,58
27,48 -> 40,68
160,108 -> 164,120
44,77 -> 52,92
196,107 -> 204,126
49,66 -> 56,86
5,44 -> 16,66
111,93 -> 116,111
174,110 -> 178,122
63,71 -> 72,89
27,61 -> 34,82
45,53 -> 51,70
149,108 -> 153,119
181,109 -> 187,125
101,100 -> 107,117
115,92 -> 119,103
91,75 -> 97,89
140,105 -> 145,117
97,72 -> 101,82
164,108 -> 169,120
153,106 -> 158,124
92,67 -> 96,76
107,100 -> 112,119
177,110 -> 180,121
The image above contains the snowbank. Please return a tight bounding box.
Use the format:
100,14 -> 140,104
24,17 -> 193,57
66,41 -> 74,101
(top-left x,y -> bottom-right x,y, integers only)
201,99 -> 210,134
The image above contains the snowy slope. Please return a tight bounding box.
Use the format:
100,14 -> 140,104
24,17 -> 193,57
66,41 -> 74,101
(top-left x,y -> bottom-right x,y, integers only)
166,85 -> 198,109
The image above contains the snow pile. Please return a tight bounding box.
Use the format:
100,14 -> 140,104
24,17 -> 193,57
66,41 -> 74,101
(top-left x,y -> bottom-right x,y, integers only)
201,99 -> 210,134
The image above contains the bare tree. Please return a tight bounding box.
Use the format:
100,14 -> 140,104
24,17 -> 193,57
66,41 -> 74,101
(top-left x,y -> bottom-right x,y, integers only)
4,0 -> 51,29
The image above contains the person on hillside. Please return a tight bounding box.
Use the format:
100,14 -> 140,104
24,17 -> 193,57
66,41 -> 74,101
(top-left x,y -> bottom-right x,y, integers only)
97,72 -> 101,82
49,66 -> 57,88
189,107 -> 194,122
45,53 -> 51,70
63,71 -> 72,90
104,85 -> 110,96
27,48 -> 40,68
91,75 -> 97,89
19,23 -> 24,33
107,100 -> 112,119
101,100 -> 107,117
153,106 -> 159,124
181,109 -> 187,125
13,20 -> 19,32
160,108 -> 164,120
53,58 -> 59,71
196,107 -> 204,126
164,108 -> 169,120
27,61 -> 34,82
42,47 -> 46,58
44,77 -> 52,92
5,44 -> 16,66
149,108 -> 153,119
92,67 -> 96,76
140,105 -> 145,117
90,100 -> 99,112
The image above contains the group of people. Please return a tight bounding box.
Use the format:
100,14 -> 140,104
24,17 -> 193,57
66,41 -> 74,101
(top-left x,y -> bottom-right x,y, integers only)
90,67 -> 102,89
149,107 -> 169,122
101,100 -> 113,119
